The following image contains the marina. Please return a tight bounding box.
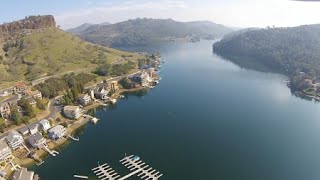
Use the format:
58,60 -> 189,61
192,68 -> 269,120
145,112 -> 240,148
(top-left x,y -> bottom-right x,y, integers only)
92,155 -> 163,180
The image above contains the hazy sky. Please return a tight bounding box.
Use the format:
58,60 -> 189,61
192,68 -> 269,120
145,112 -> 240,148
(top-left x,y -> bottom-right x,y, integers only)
1,0 -> 320,29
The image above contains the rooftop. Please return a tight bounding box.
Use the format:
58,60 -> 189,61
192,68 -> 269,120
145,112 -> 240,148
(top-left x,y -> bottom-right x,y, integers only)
5,130 -> 22,143
0,140 -> 9,150
29,132 -> 43,142
39,119 -> 49,125
19,126 -> 29,133
26,89 -> 41,96
28,123 -> 38,130
12,167 -> 34,180
78,94 -> 89,98
48,125 -> 64,133
64,106 -> 80,111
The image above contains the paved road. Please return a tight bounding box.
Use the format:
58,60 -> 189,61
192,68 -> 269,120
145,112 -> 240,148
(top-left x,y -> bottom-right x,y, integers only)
0,97 -> 62,139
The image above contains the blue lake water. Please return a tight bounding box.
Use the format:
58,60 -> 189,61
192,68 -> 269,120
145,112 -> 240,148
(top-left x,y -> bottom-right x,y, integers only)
31,40 -> 320,180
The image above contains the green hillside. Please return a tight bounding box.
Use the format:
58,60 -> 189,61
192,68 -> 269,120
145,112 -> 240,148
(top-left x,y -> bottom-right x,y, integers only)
0,28 -> 141,88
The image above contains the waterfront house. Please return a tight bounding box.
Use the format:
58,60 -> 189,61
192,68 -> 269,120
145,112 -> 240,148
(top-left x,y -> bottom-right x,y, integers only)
147,68 -> 155,79
28,124 -> 39,135
39,119 -> 51,132
18,127 -> 29,136
5,130 -> 24,150
0,140 -> 12,164
0,102 -> 11,119
78,94 -> 92,106
131,71 -> 152,87
28,132 -> 46,149
26,90 -> 42,99
94,83 -> 109,100
63,106 -> 82,119
12,82 -> 29,95
48,125 -> 66,140
12,167 -> 37,180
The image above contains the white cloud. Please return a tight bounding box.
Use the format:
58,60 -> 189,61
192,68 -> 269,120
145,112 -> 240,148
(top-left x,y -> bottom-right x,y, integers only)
55,0 -> 320,29
55,0 -> 191,29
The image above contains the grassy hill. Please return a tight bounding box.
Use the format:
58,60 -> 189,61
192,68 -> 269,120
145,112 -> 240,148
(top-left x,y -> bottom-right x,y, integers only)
0,28 -> 141,88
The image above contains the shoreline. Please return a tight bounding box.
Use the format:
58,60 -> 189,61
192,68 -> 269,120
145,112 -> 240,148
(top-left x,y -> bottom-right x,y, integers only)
14,87 -> 149,169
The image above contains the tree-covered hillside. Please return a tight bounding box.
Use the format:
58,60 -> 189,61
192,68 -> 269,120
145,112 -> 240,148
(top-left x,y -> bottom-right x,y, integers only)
213,25 -> 320,77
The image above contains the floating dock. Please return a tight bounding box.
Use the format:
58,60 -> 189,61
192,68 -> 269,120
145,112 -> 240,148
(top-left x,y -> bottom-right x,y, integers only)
92,163 -> 120,180
120,155 -> 163,179
74,175 -> 88,179
91,154 -> 163,180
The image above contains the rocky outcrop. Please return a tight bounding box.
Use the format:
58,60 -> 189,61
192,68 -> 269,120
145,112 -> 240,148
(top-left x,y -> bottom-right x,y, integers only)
0,15 -> 56,41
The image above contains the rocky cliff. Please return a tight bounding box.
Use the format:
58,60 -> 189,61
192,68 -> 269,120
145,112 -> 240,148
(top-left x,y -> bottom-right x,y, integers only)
0,15 -> 56,41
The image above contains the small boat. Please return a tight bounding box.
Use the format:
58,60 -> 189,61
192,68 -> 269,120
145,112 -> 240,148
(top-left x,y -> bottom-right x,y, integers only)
110,98 -> 117,104
132,155 -> 140,161
119,95 -> 125,98
91,117 -> 99,124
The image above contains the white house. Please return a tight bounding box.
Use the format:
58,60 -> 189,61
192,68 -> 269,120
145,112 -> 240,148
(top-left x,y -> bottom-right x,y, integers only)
63,106 -> 82,120
5,130 -> 24,150
39,119 -> 51,132
28,132 -> 46,149
12,168 -> 36,180
26,90 -> 42,99
94,83 -> 109,100
0,140 -> 12,163
131,71 -> 152,87
28,124 -> 39,135
0,91 -> 9,97
78,94 -> 92,106
0,102 -> 11,119
48,125 -> 66,140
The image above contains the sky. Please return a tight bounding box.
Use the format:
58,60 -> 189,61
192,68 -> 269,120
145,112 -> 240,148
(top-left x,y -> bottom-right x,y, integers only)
1,0 -> 320,29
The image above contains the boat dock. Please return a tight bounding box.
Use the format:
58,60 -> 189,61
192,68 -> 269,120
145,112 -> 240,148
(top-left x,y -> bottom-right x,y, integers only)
92,163 -> 120,180
119,155 -> 163,179
68,135 -> 80,141
91,155 -> 163,180
43,145 -> 59,156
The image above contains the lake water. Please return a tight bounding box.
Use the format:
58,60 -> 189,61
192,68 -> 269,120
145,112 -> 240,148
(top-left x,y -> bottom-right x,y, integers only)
31,40 -> 320,180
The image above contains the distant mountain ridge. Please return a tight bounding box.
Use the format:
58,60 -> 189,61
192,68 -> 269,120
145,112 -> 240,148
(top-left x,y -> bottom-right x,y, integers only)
68,18 -> 233,46
67,22 -> 111,34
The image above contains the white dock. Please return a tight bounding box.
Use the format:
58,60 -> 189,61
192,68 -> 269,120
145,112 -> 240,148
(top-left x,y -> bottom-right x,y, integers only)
119,155 -> 163,180
42,145 -> 59,156
92,163 -> 120,180
92,155 -> 163,180
68,135 -> 80,141
74,175 -> 88,179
